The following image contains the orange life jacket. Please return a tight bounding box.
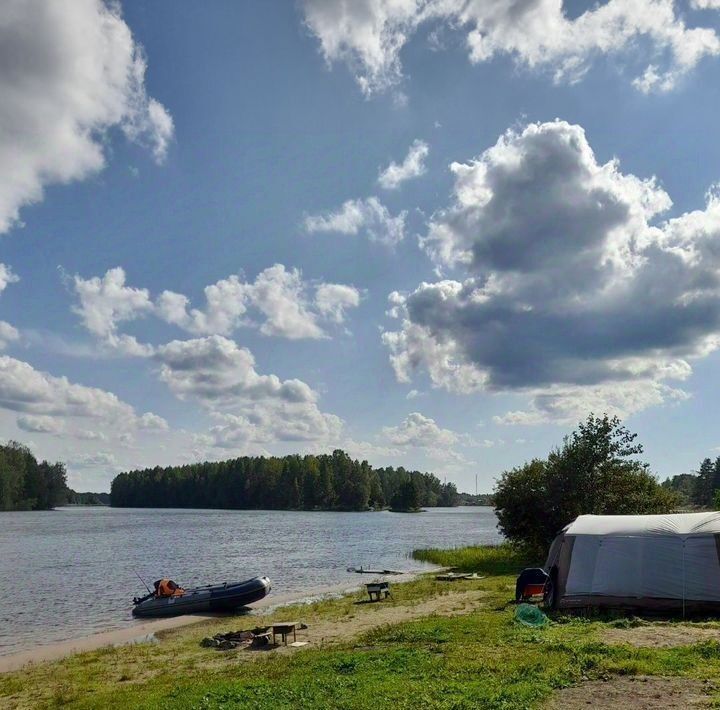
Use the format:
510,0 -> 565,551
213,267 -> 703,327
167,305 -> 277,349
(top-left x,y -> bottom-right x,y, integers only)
157,579 -> 184,597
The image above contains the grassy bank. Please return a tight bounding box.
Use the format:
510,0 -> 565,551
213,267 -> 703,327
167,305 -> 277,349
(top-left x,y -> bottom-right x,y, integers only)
4,546 -> 720,709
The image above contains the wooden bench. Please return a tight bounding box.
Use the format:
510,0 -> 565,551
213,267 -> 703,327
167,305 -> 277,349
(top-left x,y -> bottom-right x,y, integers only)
272,622 -> 299,646
366,581 -> 391,601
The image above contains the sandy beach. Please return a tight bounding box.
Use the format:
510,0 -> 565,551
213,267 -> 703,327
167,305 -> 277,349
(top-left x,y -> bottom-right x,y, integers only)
0,577 -> 393,674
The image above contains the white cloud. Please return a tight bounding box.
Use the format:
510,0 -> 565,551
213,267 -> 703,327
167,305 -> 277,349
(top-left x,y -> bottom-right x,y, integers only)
301,0 -> 720,95
383,411 -> 458,448
72,267 -> 154,356
77,265 -> 360,343
0,0 -> 173,234
304,197 -> 407,246
0,355 -> 167,440
137,412 -> 169,431
16,414 -> 63,434
692,0 -> 720,8
379,411 -> 473,464
378,139 -> 429,189
385,120 -> 720,423
315,283 -> 362,323
157,274 -> 249,336
249,265 -> 325,339
0,264 -> 19,293
155,336 -> 343,445
156,335 -> 316,406
0,322 -> 19,350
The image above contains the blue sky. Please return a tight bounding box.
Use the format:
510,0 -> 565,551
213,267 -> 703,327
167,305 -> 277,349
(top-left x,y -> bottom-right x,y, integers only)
3,0 -> 720,493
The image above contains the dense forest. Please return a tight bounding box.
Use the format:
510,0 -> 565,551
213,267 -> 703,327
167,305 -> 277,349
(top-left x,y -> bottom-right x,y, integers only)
0,441 -> 68,511
110,449 -> 459,512
663,457 -> 720,508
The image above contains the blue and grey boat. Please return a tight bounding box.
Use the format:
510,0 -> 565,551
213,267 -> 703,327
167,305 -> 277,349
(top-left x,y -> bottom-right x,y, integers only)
132,575 -> 271,618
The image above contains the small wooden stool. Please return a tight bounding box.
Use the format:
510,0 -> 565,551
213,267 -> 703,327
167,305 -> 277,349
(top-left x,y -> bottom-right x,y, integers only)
272,622 -> 298,646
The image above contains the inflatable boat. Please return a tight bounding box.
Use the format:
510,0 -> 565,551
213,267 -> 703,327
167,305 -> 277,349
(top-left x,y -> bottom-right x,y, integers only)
132,575 -> 271,618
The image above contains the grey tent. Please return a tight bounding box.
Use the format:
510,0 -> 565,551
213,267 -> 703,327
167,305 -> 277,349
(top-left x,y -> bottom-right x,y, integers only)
545,512 -> 720,612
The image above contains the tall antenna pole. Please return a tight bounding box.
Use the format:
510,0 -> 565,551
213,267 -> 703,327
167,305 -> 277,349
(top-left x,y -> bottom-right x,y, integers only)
475,474 -> 477,496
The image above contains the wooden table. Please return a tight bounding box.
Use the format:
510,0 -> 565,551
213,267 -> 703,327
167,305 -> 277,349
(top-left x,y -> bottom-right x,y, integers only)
272,622 -> 299,646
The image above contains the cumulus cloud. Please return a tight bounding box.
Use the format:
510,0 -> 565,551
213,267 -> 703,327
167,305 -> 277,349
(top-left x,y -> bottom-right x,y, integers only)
137,412 -> 169,431
155,336 -> 342,444
76,265 -> 360,343
380,411 -> 473,463
304,197 -> 407,246
156,274 -> 249,336
0,354 -> 167,440
249,265 -> 326,339
315,283 -> 362,323
0,322 -> 19,350
73,267 -> 154,356
0,264 -> 19,293
16,414 -> 63,434
383,411 -> 459,448
0,0 -> 173,234
384,120 -> 720,423
378,139 -> 429,189
301,0 -> 720,95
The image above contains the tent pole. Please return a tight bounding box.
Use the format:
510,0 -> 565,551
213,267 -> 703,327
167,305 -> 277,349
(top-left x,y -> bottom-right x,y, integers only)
682,539 -> 686,620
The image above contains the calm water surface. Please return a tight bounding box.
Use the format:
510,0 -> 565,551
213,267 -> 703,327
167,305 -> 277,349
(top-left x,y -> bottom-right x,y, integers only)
0,506 -> 500,655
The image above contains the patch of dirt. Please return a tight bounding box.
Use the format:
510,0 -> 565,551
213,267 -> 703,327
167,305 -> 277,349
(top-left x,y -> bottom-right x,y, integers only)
603,625 -> 720,648
270,589 -> 489,652
548,675 -> 714,709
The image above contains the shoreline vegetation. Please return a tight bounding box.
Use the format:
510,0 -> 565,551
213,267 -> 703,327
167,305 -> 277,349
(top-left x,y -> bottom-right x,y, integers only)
5,543 -> 720,709
110,449 -> 460,512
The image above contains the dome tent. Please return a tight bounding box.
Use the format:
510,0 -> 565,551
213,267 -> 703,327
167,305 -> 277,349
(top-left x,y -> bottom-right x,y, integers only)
545,512 -> 720,613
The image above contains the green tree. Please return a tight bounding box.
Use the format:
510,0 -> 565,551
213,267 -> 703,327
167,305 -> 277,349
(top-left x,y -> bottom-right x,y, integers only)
692,458 -> 715,507
390,479 -> 422,511
494,414 -> 678,554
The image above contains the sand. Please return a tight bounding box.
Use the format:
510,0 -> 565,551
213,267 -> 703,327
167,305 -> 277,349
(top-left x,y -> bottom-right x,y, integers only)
0,576 -> 415,674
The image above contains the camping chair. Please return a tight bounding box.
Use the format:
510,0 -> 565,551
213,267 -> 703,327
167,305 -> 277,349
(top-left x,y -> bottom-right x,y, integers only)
515,568 -> 550,603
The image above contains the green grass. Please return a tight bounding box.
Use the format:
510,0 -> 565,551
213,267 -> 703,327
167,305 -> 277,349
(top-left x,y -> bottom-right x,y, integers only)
412,543 -> 536,575
4,546 -> 720,709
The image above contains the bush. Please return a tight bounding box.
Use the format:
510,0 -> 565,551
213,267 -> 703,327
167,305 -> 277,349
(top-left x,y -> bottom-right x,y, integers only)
494,414 -> 678,555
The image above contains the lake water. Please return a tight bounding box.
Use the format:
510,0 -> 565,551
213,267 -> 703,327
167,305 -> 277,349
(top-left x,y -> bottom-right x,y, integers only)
0,506 -> 500,656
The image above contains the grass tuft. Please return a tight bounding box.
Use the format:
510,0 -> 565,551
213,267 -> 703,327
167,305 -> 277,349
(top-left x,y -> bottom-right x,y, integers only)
412,543 -> 536,574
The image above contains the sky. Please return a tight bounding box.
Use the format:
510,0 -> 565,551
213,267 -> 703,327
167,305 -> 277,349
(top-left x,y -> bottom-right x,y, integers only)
4,1 -> 720,494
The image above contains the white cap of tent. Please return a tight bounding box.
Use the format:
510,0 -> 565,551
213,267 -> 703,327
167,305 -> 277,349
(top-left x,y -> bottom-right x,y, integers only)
565,512 -> 720,537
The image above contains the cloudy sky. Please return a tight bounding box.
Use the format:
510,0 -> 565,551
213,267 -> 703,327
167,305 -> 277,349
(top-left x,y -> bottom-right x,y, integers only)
4,0 -> 720,493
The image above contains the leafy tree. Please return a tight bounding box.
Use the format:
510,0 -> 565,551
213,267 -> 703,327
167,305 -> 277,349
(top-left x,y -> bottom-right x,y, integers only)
494,414 -> 678,554
692,458 -> 716,507
390,479 -> 422,512
0,441 -> 67,511
661,473 -> 697,507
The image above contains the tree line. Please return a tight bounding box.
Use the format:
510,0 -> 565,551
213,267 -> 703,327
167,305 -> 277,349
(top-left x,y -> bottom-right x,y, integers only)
662,457 -> 720,509
110,449 -> 459,512
0,441 -> 68,511
493,414 -> 678,554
